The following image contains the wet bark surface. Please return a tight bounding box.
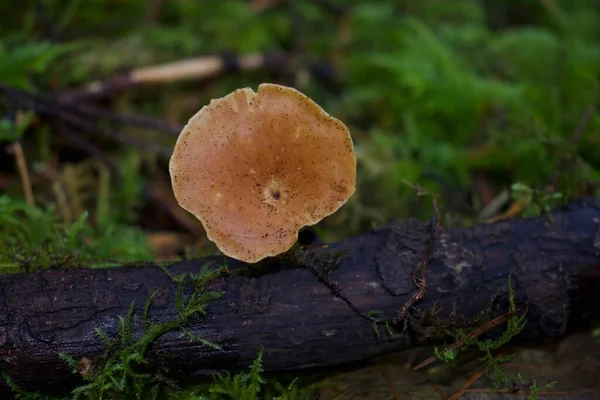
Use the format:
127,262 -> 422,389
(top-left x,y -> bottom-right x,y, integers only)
1,197 -> 599,395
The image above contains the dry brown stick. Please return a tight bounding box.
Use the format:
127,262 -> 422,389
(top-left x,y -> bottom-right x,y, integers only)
131,53 -> 264,84
430,382 -> 447,399
0,83 -> 181,137
56,123 -> 118,174
447,369 -> 485,400
5,90 -> 173,157
58,52 -> 288,102
6,141 -> 35,206
412,309 -> 521,371
148,178 -> 206,238
378,365 -> 402,400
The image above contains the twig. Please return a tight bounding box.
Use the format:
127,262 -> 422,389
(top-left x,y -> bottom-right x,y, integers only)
412,308 -> 521,371
485,199 -> 528,224
1,84 -> 173,157
60,101 -> 181,136
478,189 -> 510,221
58,51 -> 288,102
0,83 -> 181,136
7,141 -> 35,206
130,53 -> 264,84
378,365 -> 402,400
63,164 -> 84,220
52,180 -> 71,223
403,348 -> 421,370
430,382 -> 446,399
56,123 -> 118,174
51,104 -> 172,157
148,178 -> 206,237
447,369 -> 485,400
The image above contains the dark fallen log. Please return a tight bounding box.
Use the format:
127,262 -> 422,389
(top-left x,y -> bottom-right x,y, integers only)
1,197 -> 600,395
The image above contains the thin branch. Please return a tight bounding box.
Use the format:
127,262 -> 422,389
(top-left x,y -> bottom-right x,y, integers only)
447,369 -> 485,400
0,83 -> 181,136
6,141 -> 35,206
0,83 -> 173,157
412,309 -> 521,371
57,51 -> 288,102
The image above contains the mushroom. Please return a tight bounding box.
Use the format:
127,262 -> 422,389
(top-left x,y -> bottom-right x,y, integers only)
169,83 -> 356,263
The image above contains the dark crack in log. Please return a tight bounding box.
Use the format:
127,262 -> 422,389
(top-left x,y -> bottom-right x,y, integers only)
1,197 -> 600,395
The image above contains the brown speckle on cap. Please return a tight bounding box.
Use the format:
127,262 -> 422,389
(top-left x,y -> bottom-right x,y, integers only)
169,83 -> 356,263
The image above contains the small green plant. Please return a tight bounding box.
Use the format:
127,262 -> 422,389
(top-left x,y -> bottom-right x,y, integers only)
5,349 -> 320,400
511,182 -> 564,218
433,276 -> 534,390
433,346 -> 457,363
1,374 -> 61,400
168,351 -> 323,400
52,265 -> 225,399
0,195 -> 153,272
516,373 -> 558,400
368,312 -> 395,339
0,196 -> 91,271
477,275 -> 528,388
208,350 -> 266,400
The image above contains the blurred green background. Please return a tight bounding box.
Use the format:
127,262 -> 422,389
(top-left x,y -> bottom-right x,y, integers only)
0,0 -> 600,258
1,1 -> 600,398
1,0 -> 599,267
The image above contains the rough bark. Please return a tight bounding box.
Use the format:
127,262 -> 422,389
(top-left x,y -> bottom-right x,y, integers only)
1,197 -> 599,395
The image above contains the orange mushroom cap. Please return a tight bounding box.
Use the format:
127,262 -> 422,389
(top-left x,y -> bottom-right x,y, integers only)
169,83 -> 356,263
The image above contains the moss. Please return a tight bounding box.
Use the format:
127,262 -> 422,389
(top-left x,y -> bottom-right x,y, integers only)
428,275 -> 557,395
0,196 -> 154,274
